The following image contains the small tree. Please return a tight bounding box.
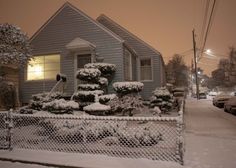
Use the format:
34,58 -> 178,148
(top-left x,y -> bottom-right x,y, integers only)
0,81 -> 16,110
0,23 -> 31,66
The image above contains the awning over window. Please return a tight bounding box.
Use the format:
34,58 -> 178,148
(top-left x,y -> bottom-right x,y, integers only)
66,37 -> 96,51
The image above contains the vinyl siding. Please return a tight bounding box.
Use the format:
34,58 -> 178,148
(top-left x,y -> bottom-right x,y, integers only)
19,5 -> 123,103
97,15 -> 166,99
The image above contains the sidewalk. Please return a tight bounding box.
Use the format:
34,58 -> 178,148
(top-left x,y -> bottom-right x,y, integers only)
0,149 -> 182,168
184,98 -> 236,168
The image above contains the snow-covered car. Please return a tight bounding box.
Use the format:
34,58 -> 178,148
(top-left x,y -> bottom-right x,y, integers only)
224,96 -> 236,114
213,94 -> 233,108
208,91 -> 217,96
199,92 -> 207,99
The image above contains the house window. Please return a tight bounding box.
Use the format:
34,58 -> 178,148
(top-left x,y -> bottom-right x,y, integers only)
140,58 -> 152,81
27,54 -> 60,81
77,54 -> 91,69
124,49 -> 132,81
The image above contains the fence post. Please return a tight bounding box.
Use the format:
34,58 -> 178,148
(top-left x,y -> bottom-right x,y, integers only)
6,109 -> 13,150
176,101 -> 184,165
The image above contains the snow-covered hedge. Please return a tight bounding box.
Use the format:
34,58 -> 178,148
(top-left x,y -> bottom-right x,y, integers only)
76,68 -> 101,82
78,84 -> 100,91
84,63 -> 116,77
42,99 -> 79,114
113,82 -> 144,94
99,94 -> 117,104
40,119 -> 162,147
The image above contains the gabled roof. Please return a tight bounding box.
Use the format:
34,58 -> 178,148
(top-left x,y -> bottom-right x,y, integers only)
30,2 -> 124,43
66,37 -> 96,51
97,14 -> 162,56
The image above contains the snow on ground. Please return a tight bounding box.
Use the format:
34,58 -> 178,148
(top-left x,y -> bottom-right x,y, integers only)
0,160 -> 55,168
184,98 -> 236,168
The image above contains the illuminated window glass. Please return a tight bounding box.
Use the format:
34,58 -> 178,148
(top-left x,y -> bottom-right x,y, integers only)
140,58 -> 152,81
27,54 -> 60,80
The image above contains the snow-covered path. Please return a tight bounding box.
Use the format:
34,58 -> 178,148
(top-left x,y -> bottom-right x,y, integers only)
184,98 -> 236,168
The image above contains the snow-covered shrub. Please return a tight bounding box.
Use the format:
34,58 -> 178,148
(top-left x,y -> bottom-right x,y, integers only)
113,82 -> 144,95
108,94 -> 144,116
150,87 -> 174,113
32,92 -> 62,102
117,124 -> 162,147
74,90 -> 104,102
78,84 -> 100,91
0,81 -> 16,109
84,63 -> 116,78
76,68 -> 101,82
98,77 -> 108,86
99,94 -> 117,104
42,99 -> 79,114
0,23 -> 31,66
29,92 -> 63,111
83,102 -> 111,115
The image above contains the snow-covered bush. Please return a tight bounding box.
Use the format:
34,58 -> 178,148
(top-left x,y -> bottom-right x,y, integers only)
42,99 -> 79,114
117,124 -> 162,147
98,77 -> 108,87
0,23 -> 31,66
73,62 -> 116,110
74,90 -> 104,102
84,63 -> 116,78
29,92 -> 63,111
76,68 -> 101,82
108,94 -> 144,116
99,94 -> 117,104
0,81 -> 16,109
83,102 -> 111,115
78,84 -> 100,91
113,82 -> 144,95
150,87 -> 174,113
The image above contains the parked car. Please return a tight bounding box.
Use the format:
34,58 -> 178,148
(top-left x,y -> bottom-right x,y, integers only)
199,92 -> 207,99
212,93 -> 233,108
208,91 -> 217,96
224,96 -> 236,114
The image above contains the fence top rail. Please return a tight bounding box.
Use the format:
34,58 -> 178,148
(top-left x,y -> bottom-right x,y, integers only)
11,113 -> 181,122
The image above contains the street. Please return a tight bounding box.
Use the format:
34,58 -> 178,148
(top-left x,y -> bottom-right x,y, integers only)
185,97 -> 236,168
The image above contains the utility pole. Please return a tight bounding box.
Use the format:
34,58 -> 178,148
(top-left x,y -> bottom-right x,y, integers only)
192,29 -> 199,100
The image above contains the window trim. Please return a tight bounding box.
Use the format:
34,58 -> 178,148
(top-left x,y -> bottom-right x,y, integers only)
124,48 -> 133,81
24,53 -> 61,82
139,57 -> 153,82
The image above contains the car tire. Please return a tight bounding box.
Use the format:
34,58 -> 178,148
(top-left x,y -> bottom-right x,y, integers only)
224,106 -> 227,112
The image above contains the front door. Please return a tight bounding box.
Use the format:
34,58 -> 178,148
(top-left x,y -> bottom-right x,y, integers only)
75,54 -> 91,91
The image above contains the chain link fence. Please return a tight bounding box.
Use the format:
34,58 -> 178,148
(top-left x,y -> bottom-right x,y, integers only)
0,102 -> 184,165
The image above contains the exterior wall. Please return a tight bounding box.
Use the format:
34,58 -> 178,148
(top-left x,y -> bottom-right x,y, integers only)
19,5 -> 123,103
97,15 -> 166,99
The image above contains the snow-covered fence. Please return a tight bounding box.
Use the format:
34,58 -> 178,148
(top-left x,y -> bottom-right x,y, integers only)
0,101 -> 185,165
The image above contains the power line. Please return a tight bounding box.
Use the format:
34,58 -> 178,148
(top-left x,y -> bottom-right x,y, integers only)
199,0 -> 217,60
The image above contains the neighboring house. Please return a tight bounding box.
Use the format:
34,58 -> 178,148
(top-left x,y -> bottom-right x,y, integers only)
19,2 -> 165,103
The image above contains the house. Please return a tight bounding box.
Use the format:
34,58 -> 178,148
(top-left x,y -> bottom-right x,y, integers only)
19,2 -> 165,103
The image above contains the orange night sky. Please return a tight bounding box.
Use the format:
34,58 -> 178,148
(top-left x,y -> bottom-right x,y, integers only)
1,0 -> 236,76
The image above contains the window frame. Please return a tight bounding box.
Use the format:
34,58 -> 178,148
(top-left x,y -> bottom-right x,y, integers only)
139,57 -> 153,82
124,48 -> 133,81
24,53 -> 61,82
